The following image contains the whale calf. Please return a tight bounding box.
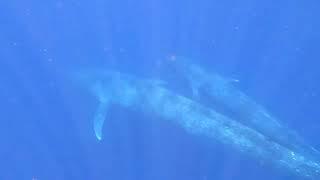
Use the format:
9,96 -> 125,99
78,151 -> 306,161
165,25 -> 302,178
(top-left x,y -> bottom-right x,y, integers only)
164,55 -> 320,161
72,68 -> 320,179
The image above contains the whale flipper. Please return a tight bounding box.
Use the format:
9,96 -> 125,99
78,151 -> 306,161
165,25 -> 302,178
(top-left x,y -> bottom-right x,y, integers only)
92,82 -> 110,141
93,101 -> 109,141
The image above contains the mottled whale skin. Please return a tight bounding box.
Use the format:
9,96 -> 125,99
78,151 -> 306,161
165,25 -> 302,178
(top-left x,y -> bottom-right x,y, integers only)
73,69 -> 320,179
165,56 -> 319,161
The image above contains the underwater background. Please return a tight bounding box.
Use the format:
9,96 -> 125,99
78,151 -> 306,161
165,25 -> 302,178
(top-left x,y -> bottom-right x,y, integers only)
1,0 -> 320,179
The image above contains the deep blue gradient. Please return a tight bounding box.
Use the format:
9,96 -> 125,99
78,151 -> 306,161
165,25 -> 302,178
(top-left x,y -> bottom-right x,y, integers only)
1,0 -> 320,179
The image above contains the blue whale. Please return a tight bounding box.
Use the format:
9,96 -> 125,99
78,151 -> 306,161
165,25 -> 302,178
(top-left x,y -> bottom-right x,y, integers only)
164,55 -> 320,161
72,68 -> 320,179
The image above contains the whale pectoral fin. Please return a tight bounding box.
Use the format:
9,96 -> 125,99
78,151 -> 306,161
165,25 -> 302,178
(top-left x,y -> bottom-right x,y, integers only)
93,101 -> 109,141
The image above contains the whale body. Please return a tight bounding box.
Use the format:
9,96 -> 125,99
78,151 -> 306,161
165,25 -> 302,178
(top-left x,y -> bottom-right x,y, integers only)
73,68 -> 320,179
164,56 -> 320,160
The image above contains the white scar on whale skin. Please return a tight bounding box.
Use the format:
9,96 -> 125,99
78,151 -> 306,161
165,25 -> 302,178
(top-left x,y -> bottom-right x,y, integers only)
73,69 -> 320,179
166,56 -> 320,161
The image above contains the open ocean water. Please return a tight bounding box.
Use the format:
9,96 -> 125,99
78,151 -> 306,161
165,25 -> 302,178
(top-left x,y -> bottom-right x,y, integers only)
1,0 -> 320,180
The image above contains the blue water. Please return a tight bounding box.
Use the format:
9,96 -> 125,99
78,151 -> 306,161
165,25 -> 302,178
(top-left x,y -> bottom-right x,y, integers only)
1,0 -> 320,179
